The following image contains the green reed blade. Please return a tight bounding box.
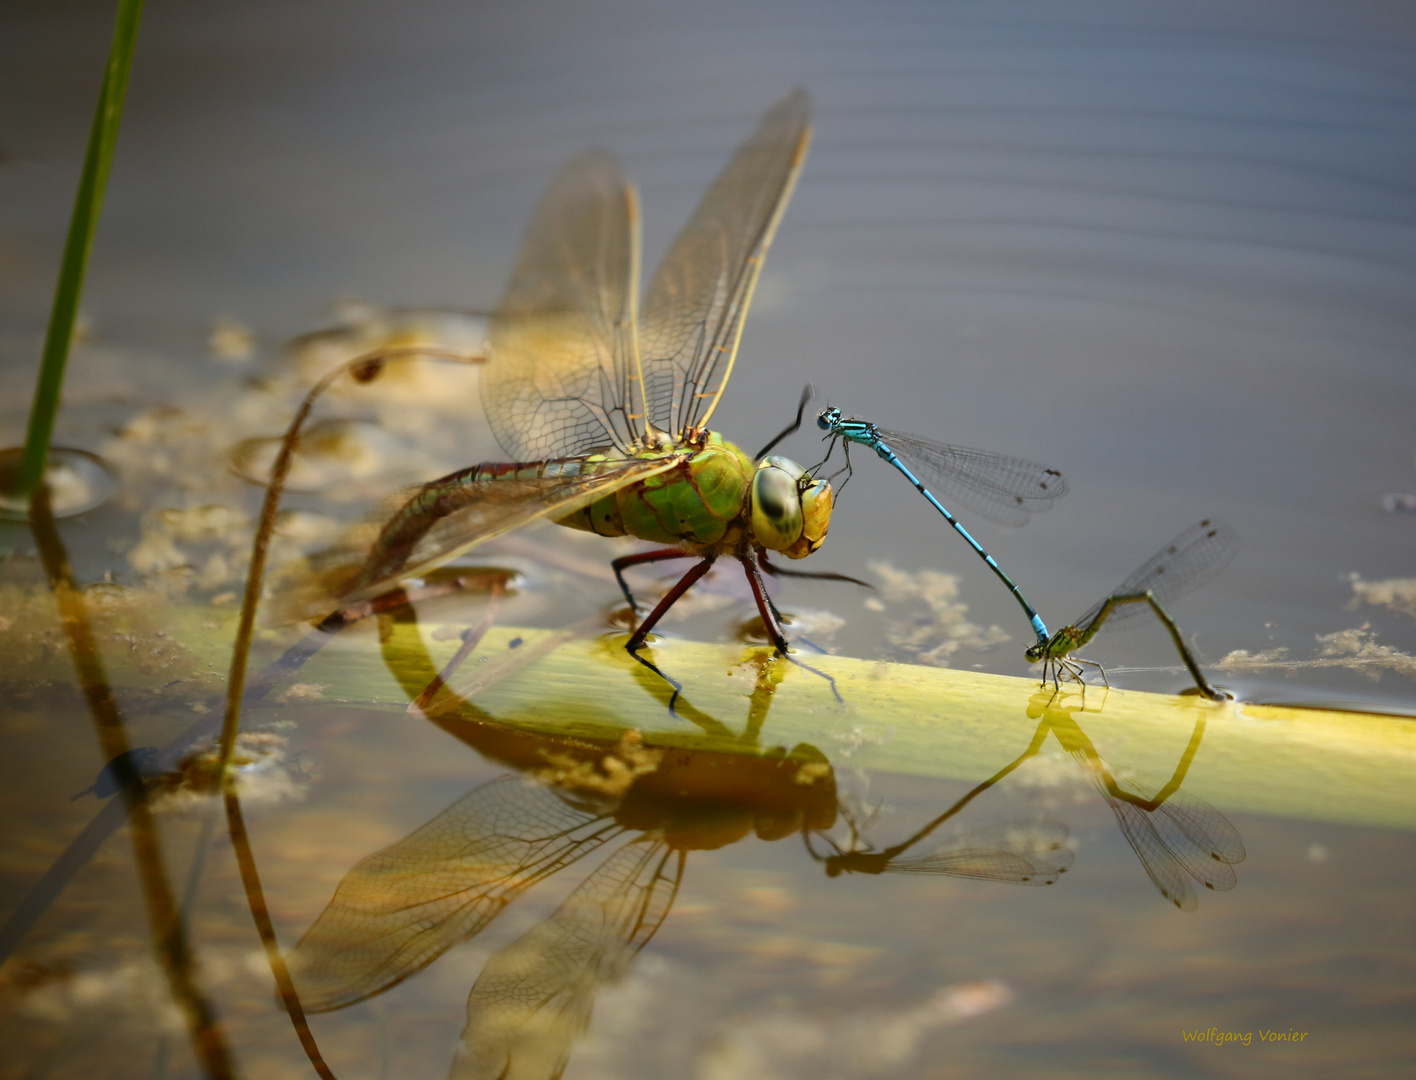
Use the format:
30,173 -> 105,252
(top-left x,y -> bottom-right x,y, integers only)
15,0 -> 145,497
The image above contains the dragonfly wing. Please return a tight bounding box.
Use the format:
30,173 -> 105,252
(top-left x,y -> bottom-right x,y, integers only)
878,429 -> 1068,528
484,151 -> 646,460
450,837 -> 681,1080
1078,519 -> 1240,630
639,90 -> 811,438
888,820 -> 1073,884
286,775 -> 623,1012
278,455 -> 684,621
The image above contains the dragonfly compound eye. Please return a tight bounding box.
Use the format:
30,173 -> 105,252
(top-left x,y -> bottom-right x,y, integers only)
753,456 -> 832,559
751,460 -> 805,552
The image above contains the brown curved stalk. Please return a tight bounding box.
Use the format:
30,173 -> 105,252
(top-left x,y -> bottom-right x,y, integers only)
216,345 -> 482,773
225,787 -> 336,1079
215,345 -> 481,1075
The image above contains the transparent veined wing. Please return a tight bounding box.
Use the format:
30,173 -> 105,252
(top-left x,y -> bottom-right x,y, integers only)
1141,781 -> 1246,869
1076,519 -> 1239,632
450,837 -> 682,1080
639,89 -> 812,438
875,820 -> 1073,884
484,150 -> 647,461
873,428 -> 1068,527
274,454 -> 686,622
286,775 -> 624,1011
1088,769 -> 1245,912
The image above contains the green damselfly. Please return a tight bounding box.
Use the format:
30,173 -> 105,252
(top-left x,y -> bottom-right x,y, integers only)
1026,519 -> 1239,699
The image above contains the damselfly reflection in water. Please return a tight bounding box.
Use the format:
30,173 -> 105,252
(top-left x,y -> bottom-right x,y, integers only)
1022,688 -> 1246,912
814,407 -> 1067,646
805,685 -> 1243,914
282,91 -> 862,688
811,818 -> 1073,884
807,753 -> 1073,886
1026,520 -> 1240,700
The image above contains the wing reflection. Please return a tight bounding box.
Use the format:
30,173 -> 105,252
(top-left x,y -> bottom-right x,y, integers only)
288,775 -> 623,1011
1030,690 -> 1246,911
450,837 -> 682,1080
291,735 -> 833,1077
1085,767 -> 1245,912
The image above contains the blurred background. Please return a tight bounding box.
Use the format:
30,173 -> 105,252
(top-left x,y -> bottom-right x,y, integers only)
3,0 -> 1415,705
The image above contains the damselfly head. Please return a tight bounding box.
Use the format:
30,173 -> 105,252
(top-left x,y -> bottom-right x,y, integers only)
1025,641 -> 1047,662
816,406 -> 841,431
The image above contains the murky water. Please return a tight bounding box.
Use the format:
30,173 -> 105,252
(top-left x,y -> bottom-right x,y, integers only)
2,1 -> 1415,1077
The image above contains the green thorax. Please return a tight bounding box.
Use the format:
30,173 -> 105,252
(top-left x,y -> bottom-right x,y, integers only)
558,432 -> 756,547
1045,624 -> 1093,659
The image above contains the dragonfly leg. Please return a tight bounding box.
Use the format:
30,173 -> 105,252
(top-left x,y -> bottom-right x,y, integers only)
1038,656 -> 1059,692
626,647 -> 685,715
1093,592 -> 1227,700
758,549 -> 872,588
611,547 -> 695,614
1058,656 -> 1089,688
625,555 -> 717,653
754,384 -> 814,459
739,550 -> 791,653
741,550 -> 844,701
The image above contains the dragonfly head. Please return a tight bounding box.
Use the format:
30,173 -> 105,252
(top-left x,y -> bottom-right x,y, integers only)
752,455 -> 833,559
816,406 -> 841,432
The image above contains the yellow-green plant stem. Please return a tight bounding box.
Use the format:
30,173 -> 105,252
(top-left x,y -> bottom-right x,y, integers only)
16,0 -> 145,497
331,623 -> 1416,834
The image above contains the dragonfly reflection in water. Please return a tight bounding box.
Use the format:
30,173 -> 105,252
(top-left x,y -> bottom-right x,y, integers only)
287,650 -> 838,1078
291,91 -> 855,678
287,631 -> 1081,1080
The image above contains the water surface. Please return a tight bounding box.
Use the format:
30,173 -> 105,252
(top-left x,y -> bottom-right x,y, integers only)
2,1 -> 1414,1077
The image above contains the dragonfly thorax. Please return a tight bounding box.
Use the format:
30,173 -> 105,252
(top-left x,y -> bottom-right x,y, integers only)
1025,625 -> 1085,663
552,434 -> 829,559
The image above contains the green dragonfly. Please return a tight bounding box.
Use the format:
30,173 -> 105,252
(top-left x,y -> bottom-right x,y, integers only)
301,91 -> 837,657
